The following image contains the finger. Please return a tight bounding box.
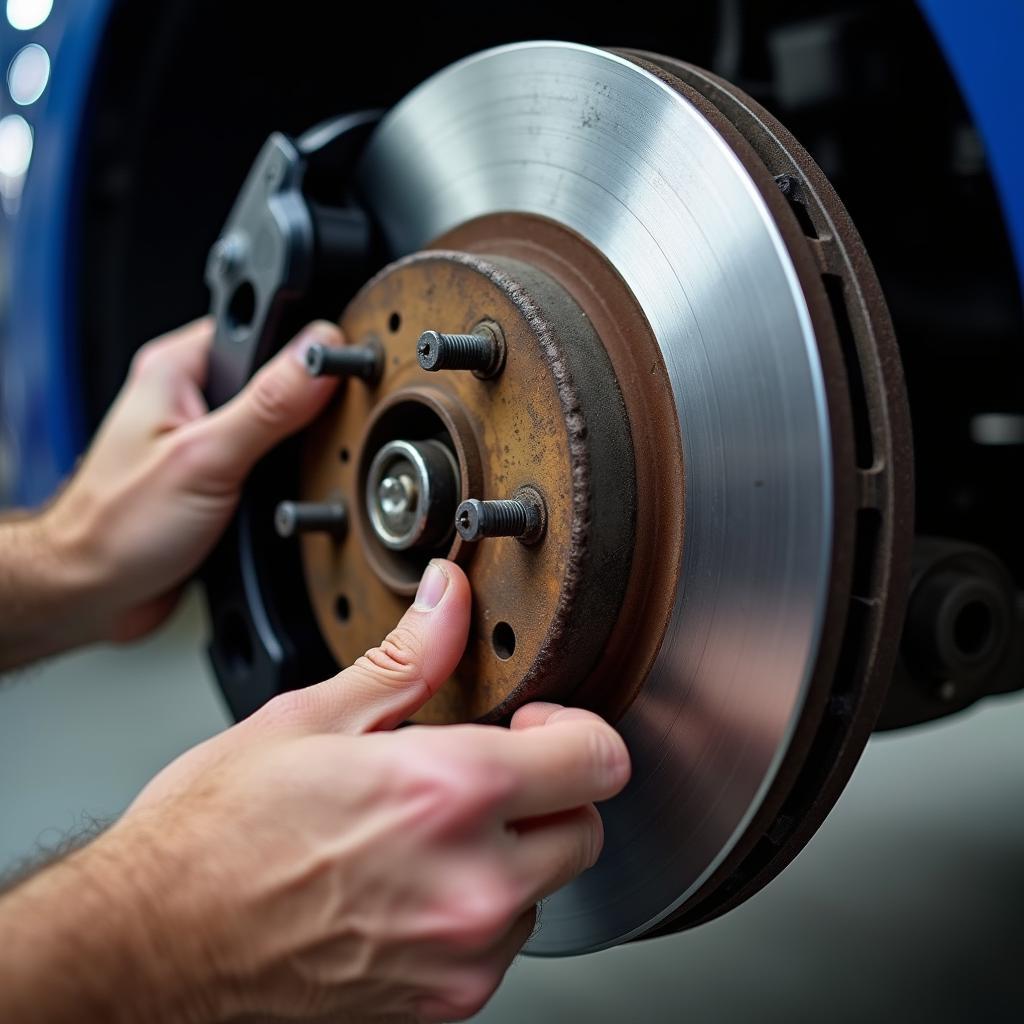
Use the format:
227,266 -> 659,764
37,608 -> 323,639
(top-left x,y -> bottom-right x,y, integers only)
232,1015 -> 404,1024
107,588 -> 183,643
129,318 -> 215,394
483,903 -> 537,967
417,907 -> 536,1024
266,560 -> 471,735
101,320 -> 214,439
157,320 -> 215,425
232,1015 -> 408,1024
506,903 -> 540,954
496,711 -> 631,820
507,804 -> 604,904
509,702 -> 565,730
190,321 -> 343,486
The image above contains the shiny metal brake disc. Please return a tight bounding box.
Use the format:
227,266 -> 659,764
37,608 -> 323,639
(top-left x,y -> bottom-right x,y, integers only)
202,40 -> 911,957
354,42 -> 911,955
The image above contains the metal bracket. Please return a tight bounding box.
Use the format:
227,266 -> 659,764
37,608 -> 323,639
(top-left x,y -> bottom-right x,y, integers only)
202,110 -> 381,719
204,109 -> 381,408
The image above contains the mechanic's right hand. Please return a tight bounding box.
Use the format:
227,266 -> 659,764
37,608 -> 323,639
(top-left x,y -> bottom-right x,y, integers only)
112,558 -> 631,1023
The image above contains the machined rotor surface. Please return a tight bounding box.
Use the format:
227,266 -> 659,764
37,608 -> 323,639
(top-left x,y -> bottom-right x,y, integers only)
357,42 -> 836,954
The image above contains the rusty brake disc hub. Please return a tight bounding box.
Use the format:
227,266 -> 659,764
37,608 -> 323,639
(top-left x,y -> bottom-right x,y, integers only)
299,246 -> 657,723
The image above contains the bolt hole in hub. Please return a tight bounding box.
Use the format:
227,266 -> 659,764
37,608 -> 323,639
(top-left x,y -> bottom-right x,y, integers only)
492,621 -> 516,660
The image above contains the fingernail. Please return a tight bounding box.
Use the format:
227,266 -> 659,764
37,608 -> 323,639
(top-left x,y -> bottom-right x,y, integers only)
413,560 -> 449,610
289,323 -> 338,368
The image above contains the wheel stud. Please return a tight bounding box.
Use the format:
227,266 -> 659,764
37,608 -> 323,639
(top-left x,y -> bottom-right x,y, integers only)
274,500 -> 348,538
416,323 -> 505,378
455,487 -> 546,545
305,342 -> 382,383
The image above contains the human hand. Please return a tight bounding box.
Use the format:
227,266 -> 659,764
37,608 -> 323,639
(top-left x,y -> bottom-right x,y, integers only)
40,317 -> 343,644
40,559 -> 630,1024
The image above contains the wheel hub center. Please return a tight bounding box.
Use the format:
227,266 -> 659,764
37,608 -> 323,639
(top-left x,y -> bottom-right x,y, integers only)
378,474 -> 415,519
365,438 -> 459,552
298,243 -> 653,723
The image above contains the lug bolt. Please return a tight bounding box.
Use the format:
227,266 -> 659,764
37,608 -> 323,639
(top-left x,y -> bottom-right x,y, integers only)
416,323 -> 505,379
274,500 -> 348,539
305,342 -> 382,383
455,487 -> 546,545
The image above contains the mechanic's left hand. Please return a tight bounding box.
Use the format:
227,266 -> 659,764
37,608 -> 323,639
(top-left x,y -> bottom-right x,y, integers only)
41,317 -> 343,643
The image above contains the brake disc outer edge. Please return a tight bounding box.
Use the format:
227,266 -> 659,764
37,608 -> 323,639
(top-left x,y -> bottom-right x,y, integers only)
616,51 -> 914,934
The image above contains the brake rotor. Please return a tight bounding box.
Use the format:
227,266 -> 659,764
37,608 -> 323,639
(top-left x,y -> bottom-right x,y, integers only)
295,42 -> 912,954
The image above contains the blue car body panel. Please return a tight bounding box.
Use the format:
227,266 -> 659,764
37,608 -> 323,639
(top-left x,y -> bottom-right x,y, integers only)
918,0 -> 1024,295
1,0 -> 112,503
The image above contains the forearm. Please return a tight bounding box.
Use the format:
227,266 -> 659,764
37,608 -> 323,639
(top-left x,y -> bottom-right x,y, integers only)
0,817 -> 220,1024
0,512 -> 103,671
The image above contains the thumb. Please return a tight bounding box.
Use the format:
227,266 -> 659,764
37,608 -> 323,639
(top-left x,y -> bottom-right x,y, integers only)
509,702 -> 567,730
283,560 -> 472,735
193,320 -> 343,487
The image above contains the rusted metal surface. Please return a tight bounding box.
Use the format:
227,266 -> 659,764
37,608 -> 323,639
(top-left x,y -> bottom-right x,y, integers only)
435,214 -> 686,722
299,249 -> 641,723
